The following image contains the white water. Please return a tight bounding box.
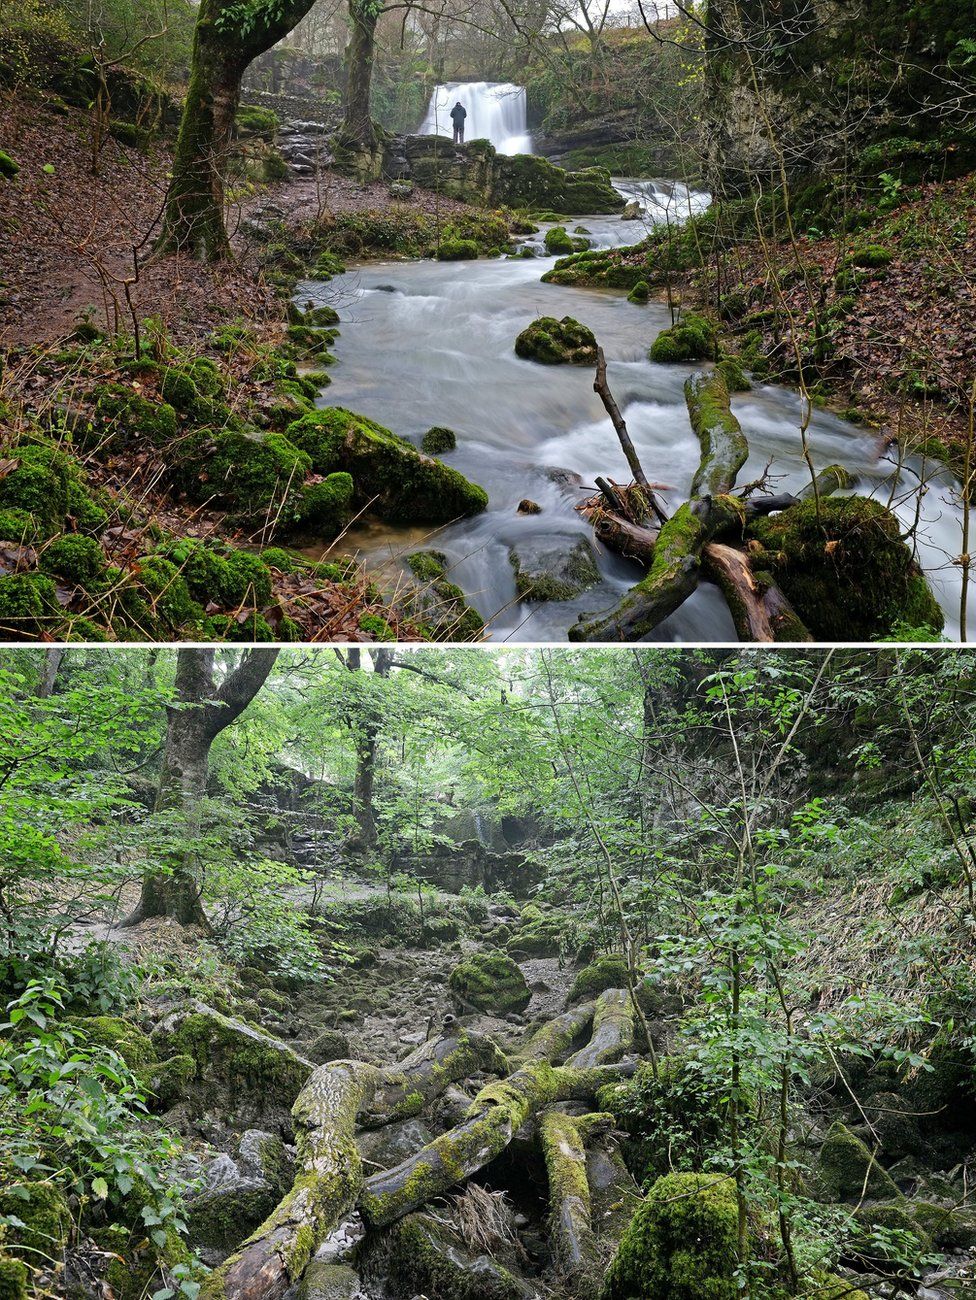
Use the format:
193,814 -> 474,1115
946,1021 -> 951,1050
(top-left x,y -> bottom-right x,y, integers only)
419,81 -> 532,156
299,179 -> 975,643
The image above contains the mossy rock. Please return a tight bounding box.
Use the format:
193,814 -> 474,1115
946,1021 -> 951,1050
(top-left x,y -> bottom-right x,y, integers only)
402,550 -> 485,641
506,915 -> 562,958
39,534 -> 106,587
715,356 -> 752,392
76,1015 -> 154,1066
299,1261 -> 363,1300
649,313 -> 717,363
817,1121 -> 899,1201
371,1211 -> 528,1300
307,1028 -> 352,1064
605,1172 -> 739,1300
0,1256 -> 28,1300
627,280 -> 650,304
514,316 -> 597,365
421,426 -> 457,455
91,385 -> 178,448
134,556 -> 202,630
509,536 -> 600,601
448,951 -> 530,1014
0,508 -> 40,542
544,225 -> 575,255
161,541 -> 273,610
437,239 -> 479,261
568,954 -> 630,1003
179,428 -> 311,521
0,439 -> 96,537
0,573 -> 58,637
299,472 -> 355,536
0,151 -> 20,180
286,407 -> 488,526
0,1181 -> 71,1258
746,496 -> 944,640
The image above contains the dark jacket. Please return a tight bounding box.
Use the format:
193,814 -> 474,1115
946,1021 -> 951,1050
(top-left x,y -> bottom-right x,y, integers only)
450,104 -> 467,124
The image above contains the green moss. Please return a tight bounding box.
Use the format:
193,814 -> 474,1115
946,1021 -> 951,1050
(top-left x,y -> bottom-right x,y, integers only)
605,1172 -> 739,1300
92,385 -> 178,448
260,547 -> 303,573
514,316 -> 597,365
39,534 -> 105,587
421,426 -> 457,455
0,1181 -> 71,1257
135,557 -> 202,629
627,279 -> 650,303
569,954 -> 630,1003
817,1121 -> 899,1201
162,540 -> 273,609
180,429 -> 311,520
0,1256 -> 28,1300
448,951 -> 530,1014
747,497 -> 944,641
204,612 -> 276,641
162,1007 -> 313,1104
649,313 -> 717,363
0,573 -> 58,636
0,508 -> 40,541
544,225 -> 575,255
437,239 -> 479,261
0,440 -> 77,535
75,1015 -> 154,1066
848,244 -> 894,268
0,151 -> 20,180
300,472 -> 355,535
308,251 -> 346,282
406,550 -> 448,582
381,1213 -> 528,1300
715,356 -> 752,392
358,612 -> 395,641
286,407 -> 487,526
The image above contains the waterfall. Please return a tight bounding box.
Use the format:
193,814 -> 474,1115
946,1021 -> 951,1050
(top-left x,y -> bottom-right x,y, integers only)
419,81 -> 533,156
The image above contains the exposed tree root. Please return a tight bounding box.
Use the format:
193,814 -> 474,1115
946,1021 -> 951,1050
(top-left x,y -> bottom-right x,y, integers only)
566,988 -> 635,1068
540,1109 -> 613,1296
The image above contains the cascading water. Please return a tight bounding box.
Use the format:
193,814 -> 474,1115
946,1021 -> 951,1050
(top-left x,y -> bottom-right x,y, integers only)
419,81 -> 532,155
296,176 -> 975,644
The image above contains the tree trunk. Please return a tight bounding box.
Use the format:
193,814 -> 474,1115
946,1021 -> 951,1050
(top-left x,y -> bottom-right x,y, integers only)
341,0 -> 380,148
37,649 -> 65,698
123,649 -> 279,926
347,648 -> 392,850
157,0 -> 319,259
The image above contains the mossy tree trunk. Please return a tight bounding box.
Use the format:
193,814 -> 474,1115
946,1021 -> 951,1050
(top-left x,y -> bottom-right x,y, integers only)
341,0 -> 382,149
124,649 -> 279,926
157,0 -> 320,259
345,648 -> 392,850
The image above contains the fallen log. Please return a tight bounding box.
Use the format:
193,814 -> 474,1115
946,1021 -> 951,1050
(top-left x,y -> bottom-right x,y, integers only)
593,346 -> 667,524
359,1059 -> 637,1228
540,1109 -> 613,1291
566,988 -> 635,1069
514,1000 -> 597,1064
200,1059 -> 378,1300
572,370 -> 747,641
360,1029 -> 509,1127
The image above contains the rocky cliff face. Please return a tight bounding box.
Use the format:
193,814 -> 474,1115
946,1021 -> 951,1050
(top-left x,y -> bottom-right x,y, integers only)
703,0 -> 976,194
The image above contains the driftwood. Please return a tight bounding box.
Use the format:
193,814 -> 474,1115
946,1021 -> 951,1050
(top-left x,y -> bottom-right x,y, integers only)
702,542 -> 812,642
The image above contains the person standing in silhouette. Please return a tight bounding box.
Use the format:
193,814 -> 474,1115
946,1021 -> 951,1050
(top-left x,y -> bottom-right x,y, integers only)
450,100 -> 467,145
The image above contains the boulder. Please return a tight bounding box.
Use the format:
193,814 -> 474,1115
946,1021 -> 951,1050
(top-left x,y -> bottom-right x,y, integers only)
186,1130 -> 291,1256
448,951 -> 531,1014
509,536 -> 600,601
514,316 -> 597,366
299,1262 -> 362,1300
816,1121 -> 900,1201
621,199 -> 642,219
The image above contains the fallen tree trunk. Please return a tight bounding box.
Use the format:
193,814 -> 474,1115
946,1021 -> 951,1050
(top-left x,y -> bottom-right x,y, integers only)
540,1109 -> 613,1291
515,1000 -> 596,1064
359,1059 -> 636,1228
361,1029 -> 509,1127
702,542 -> 812,642
566,988 -> 635,1069
572,370 -> 747,641
200,1060 -> 378,1300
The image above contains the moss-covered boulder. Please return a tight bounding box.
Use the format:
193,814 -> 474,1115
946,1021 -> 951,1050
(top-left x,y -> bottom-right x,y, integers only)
544,225 -> 575,255
448,951 -> 530,1015
39,535 -> 106,587
0,573 -> 59,638
91,385 -> 178,448
569,954 -> 630,1004
75,1015 -> 154,1067
0,1181 -> 71,1258
605,1172 -> 738,1300
307,1028 -> 352,1064
514,316 -> 597,366
816,1121 -> 899,1201
402,550 -> 485,641
0,439 -> 105,539
492,154 -> 624,215
746,496 -> 944,640
506,909 -> 563,958
437,239 -> 479,261
628,280 -> 650,304
367,1210 -> 530,1300
0,150 -> 20,180
179,428 -> 311,521
509,536 -> 600,601
0,1255 -> 28,1300
186,1129 -> 290,1252
649,314 -> 717,363
421,426 -> 457,455
299,1261 -> 363,1299
286,408 -> 488,526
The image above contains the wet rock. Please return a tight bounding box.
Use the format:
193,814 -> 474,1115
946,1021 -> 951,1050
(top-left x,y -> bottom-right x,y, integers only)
621,199 -> 642,219
517,499 -> 542,514
543,466 -> 584,490
509,536 -> 600,602
514,315 -> 597,366
357,1117 -> 435,1168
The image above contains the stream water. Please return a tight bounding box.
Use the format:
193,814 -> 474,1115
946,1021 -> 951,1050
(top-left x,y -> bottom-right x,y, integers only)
299,179 -> 975,642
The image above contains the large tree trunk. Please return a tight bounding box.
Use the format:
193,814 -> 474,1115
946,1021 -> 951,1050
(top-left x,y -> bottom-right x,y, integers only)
157,0 -> 319,259
347,648 -> 392,850
123,649 -> 279,927
341,0 -> 380,149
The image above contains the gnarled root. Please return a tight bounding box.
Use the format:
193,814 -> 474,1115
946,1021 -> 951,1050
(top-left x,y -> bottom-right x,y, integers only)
567,988 -> 635,1069
540,1109 -> 614,1296
361,1029 -> 509,1127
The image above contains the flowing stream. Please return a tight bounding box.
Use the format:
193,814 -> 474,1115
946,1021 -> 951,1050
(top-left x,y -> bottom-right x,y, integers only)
299,178 -> 975,642
419,81 -> 532,155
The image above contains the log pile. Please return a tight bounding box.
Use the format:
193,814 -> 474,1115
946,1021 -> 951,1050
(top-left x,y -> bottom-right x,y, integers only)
200,993 -> 641,1300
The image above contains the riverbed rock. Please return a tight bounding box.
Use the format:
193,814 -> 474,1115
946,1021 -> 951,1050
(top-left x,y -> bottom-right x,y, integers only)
514,316 -> 597,366
449,951 -> 531,1014
285,407 -> 488,526
517,498 -> 542,514
508,535 -> 600,601
400,549 -> 485,641
746,496 -> 945,641
421,425 -> 457,454
621,199 -> 642,219
186,1130 -> 291,1256
649,313 -> 717,362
